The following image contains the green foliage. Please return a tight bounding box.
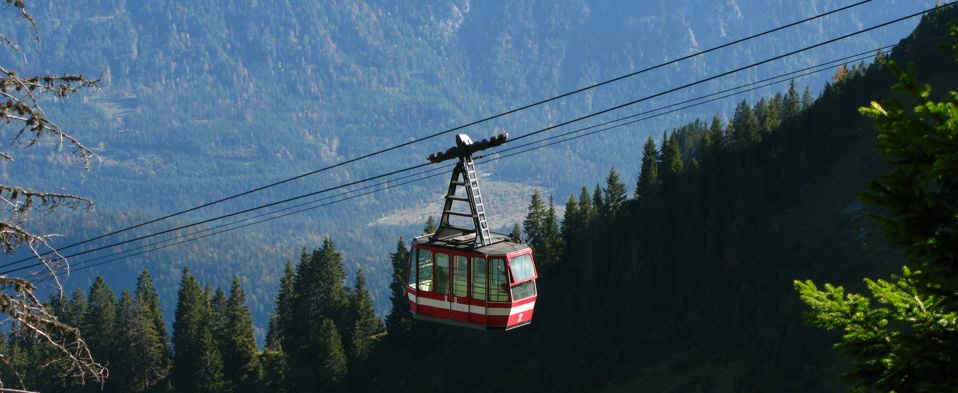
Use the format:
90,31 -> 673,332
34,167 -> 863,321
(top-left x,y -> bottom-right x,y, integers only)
510,223 -> 523,243
423,216 -> 437,234
636,137 -> 660,200
173,268 -> 225,393
287,238 -> 350,392
523,190 -> 546,249
81,277 -> 117,373
222,277 -> 263,393
385,239 -> 413,345
317,318 -> 349,393
602,168 -> 627,219
796,34 -> 958,393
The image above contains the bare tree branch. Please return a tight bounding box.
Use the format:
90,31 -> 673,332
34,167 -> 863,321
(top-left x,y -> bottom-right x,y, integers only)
0,185 -> 92,214
0,1 -> 107,391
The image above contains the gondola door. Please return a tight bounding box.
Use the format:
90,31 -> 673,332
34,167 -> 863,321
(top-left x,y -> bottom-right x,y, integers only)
434,252 -> 451,320
451,255 -> 470,323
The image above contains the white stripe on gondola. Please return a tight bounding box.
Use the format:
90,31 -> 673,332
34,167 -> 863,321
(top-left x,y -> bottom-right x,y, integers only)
409,292 -> 533,317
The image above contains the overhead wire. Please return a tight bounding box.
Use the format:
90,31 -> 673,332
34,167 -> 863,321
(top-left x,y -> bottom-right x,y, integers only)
2,0 -> 874,268
55,45 -> 891,276
10,2 -> 952,276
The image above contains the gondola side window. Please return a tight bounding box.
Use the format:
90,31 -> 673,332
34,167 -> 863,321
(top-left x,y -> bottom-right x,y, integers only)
489,258 -> 509,302
435,253 -> 450,295
454,255 -> 468,297
471,257 -> 487,301
407,250 -> 416,288
417,249 -> 433,292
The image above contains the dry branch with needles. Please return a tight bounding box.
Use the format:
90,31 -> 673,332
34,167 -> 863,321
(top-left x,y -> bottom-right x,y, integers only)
0,1 -> 106,391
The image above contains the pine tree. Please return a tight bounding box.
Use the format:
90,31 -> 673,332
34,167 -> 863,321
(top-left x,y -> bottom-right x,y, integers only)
578,187 -> 593,224
269,260 -> 296,351
523,190 -> 546,253
347,271 -> 379,383
784,80 -> 801,118
561,194 -> 580,245
795,43 -> 958,392
223,277 -> 262,393
81,277 -> 116,371
592,184 -> 604,221
801,86 -> 814,110
289,238 -> 350,392
541,196 -> 562,266
510,224 -> 522,242
385,240 -> 413,343
661,134 -> 685,193
317,318 -> 348,393
134,270 -> 172,375
118,285 -> 170,393
173,268 -> 225,393
636,136 -> 659,200
210,287 -> 229,364
423,216 -> 436,234
602,168 -> 627,219
111,290 -> 136,392
731,100 -> 760,145
62,288 -> 88,327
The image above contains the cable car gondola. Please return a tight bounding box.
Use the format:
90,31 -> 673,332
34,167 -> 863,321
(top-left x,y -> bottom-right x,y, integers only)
407,133 -> 538,330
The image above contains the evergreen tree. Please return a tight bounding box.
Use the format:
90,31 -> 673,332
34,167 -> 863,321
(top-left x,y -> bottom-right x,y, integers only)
316,318 -> 348,393
661,134 -> 685,192
731,99 -> 760,144
708,115 -> 725,157
118,285 -> 170,393
223,277 -> 262,393
801,86 -> 814,110
510,223 -> 522,243
62,288 -> 88,327
796,41 -> 958,393
592,184 -> 604,221
134,269 -> 172,375
578,187 -> 593,224
385,240 -> 413,343
259,349 -> 287,393
541,196 -> 562,266
210,287 -> 229,364
423,216 -> 436,233
347,271 -> 379,384
635,136 -> 659,200
289,238 -> 349,392
561,194 -> 580,246
269,260 -> 296,351
602,168 -> 627,219
522,191 -> 546,253
111,291 -> 136,392
173,268 -> 225,393
81,277 -> 116,372
784,80 -> 801,118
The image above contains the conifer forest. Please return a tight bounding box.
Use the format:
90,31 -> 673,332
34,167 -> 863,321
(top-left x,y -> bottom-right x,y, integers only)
1,1 -> 957,392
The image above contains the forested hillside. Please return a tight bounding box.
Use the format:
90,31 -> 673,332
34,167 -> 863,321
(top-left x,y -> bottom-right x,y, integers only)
4,5 -> 955,393
0,0 -> 935,337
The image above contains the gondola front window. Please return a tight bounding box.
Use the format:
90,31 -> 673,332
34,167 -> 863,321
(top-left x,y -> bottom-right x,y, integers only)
509,254 -> 536,283
489,258 -> 509,302
511,281 -> 536,301
417,249 -> 433,291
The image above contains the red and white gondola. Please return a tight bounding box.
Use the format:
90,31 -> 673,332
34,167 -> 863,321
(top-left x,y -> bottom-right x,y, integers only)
406,133 -> 539,330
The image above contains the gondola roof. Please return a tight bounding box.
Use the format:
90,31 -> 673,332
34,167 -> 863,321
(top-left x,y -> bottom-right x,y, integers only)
413,227 -> 528,255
